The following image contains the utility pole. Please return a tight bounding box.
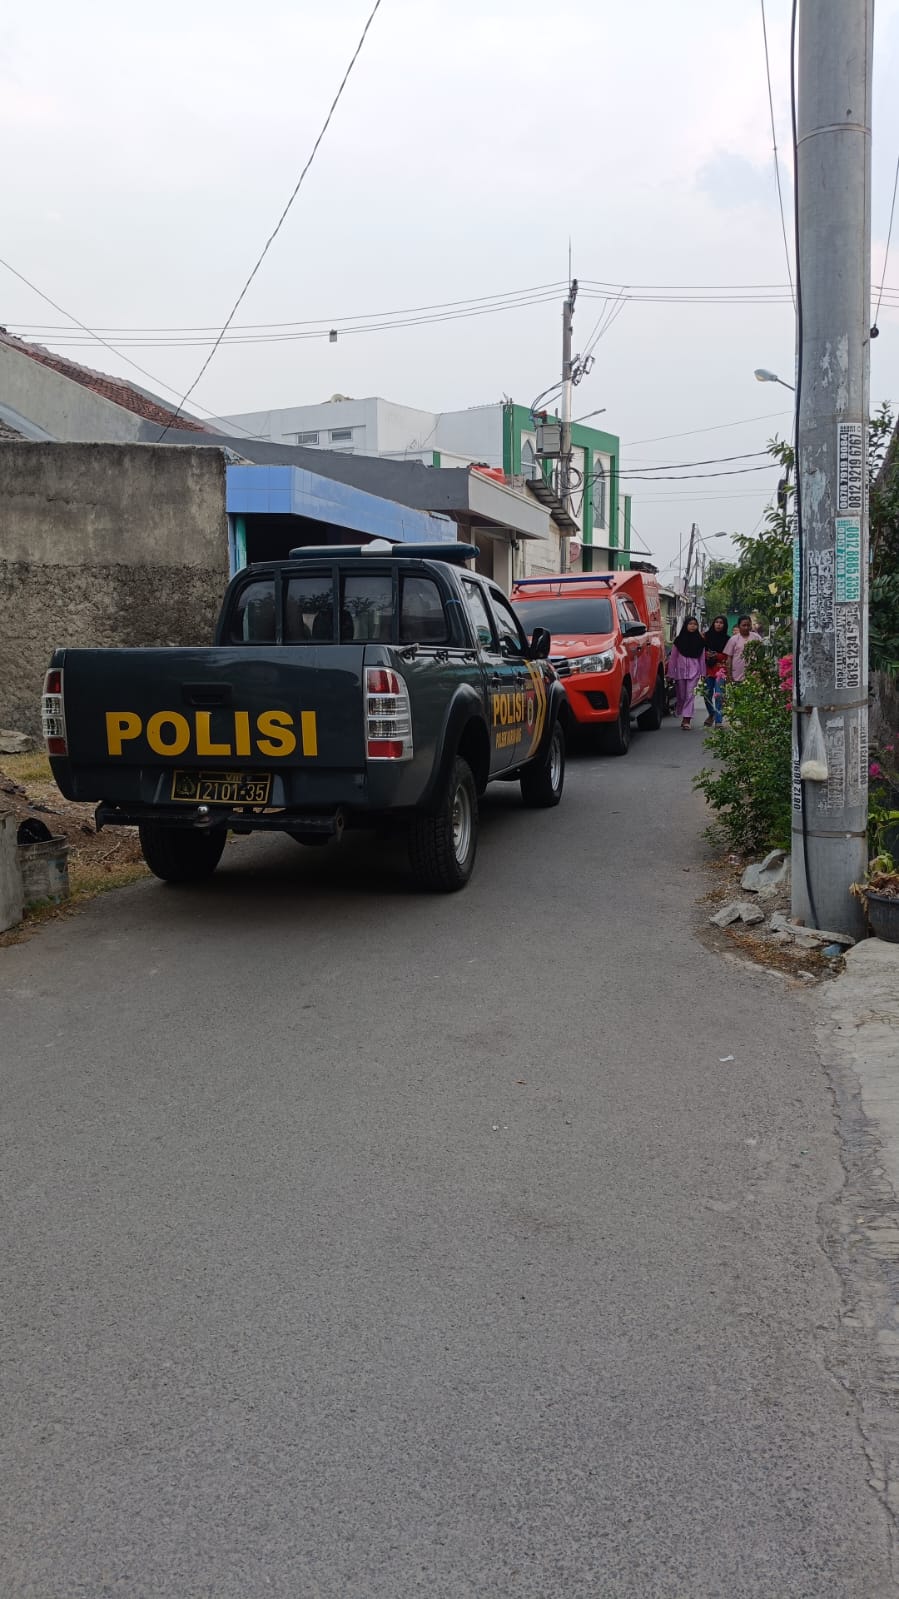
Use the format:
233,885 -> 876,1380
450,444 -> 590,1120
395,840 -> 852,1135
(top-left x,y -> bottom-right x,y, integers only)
677,523 -> 697,631
559,279 -> 577,572
791,0 -> 873,937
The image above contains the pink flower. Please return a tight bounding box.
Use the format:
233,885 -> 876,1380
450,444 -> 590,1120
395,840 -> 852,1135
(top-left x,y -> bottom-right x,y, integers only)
870,762 -> 883,778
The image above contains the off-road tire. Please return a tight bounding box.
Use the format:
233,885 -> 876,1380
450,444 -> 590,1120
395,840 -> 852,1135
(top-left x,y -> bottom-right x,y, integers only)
408,757 -> 478,892
520,721 -> 565,808
599,685 -> 632,756
637,671 -> 665,731
138,821 -> 227,883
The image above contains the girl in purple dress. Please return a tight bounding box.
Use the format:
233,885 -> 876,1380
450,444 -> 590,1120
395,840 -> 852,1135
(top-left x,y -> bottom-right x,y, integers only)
667,617 -> 707,730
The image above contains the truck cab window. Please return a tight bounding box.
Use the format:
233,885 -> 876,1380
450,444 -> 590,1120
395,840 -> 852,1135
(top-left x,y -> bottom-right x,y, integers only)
461,580 -> 496,651
229,579 -> 276,643
341,572 -> 394,643
285,573 -> 332,642
400,576 -> 448,644
489,589 -> 527,657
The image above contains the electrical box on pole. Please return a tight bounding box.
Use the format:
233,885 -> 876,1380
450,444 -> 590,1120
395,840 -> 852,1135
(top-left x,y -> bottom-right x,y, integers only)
535,423 -> 562,458
792,0 -> 873,937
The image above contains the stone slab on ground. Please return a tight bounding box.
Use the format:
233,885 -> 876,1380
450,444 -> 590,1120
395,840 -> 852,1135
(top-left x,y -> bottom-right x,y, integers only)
769,913 -> 855,950
710,899 -> 766,927
741,849 -> 791,897
0,731 -> 36,755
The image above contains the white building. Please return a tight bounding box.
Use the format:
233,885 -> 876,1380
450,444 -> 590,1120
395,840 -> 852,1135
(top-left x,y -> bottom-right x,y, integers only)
221,395 -> 631,576
222,395 -> 504,469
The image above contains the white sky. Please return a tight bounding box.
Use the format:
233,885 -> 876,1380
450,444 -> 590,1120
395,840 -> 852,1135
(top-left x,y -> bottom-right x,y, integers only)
3,0 -> 899,574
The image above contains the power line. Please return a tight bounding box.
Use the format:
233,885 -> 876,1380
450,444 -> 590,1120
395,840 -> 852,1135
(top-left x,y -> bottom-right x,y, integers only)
760,0 -> 796,306
8,275 -> 898,347
5,282 -> 567,336
621,449 -> 771,473
157,0 -> 384,441
617,463 -> 777,481
0,254 -> 266,439
628,488 -> 777,502
22,290 -> 563,351
873,153 -> 899,330
624,410 -> 792,446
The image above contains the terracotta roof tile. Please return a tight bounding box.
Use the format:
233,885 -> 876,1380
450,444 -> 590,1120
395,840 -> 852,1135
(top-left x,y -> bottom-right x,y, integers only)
0,332 -> 209,433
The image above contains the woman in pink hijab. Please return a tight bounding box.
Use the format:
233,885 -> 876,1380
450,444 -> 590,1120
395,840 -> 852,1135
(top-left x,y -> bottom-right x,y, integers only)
667,617 -> 707,730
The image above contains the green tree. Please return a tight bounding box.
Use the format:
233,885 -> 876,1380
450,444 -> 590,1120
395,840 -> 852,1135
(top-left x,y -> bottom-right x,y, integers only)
694,644 -> 792,853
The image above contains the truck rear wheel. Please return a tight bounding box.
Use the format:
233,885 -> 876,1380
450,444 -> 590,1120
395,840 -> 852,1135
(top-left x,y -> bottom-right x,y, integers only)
599,685 -> 632,756
637,671 -> 665,731
520,721 -> 565,807
138,821 -> 226,883
408,757 -> 478,892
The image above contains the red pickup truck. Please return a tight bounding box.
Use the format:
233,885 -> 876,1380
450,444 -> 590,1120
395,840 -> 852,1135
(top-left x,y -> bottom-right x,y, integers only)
510,571 -> 667,755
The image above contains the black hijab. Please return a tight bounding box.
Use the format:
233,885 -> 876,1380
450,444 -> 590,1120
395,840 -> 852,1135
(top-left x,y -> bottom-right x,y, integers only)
673,617 -> 706,659
703,617 -> 730,653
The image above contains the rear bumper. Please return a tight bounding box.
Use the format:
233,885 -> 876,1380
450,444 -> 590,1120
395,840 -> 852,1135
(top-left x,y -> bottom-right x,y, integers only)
95,802 -> 347,836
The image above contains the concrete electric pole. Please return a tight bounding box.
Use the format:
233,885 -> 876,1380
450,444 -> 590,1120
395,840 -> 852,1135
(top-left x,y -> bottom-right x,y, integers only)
559,280 -> 577,572
677,524 -> 697,631
791,0 -> 873,937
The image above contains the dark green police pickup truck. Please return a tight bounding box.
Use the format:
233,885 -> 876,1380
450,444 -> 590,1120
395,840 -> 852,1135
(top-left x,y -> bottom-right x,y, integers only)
42,543 -> 567,892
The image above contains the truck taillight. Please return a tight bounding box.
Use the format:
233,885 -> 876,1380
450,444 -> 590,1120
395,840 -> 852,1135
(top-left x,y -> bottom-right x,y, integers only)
365,666 -> 413,761
41,668 -> 68,756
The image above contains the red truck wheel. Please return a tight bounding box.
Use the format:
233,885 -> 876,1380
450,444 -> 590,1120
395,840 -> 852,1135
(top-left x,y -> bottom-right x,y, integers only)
599,685 -> 632,756
637,672 -> 666,731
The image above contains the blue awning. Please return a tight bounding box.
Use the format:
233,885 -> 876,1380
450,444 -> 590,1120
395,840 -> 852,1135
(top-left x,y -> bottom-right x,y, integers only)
226,464 -> 456,543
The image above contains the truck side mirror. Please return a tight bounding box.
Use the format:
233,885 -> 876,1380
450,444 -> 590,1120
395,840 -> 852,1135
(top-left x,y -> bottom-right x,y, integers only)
623,620 -> 647,638
529,628 -> 551,659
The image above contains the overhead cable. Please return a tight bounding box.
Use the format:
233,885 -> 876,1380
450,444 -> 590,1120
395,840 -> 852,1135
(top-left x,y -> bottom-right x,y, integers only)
760,0 -> 796,306
0,254 -> 266,439
157,0 -> 385,440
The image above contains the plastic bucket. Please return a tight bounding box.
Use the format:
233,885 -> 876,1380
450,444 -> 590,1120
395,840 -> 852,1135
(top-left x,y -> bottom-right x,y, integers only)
17,835 -> 71,908
866,889 -> 899,945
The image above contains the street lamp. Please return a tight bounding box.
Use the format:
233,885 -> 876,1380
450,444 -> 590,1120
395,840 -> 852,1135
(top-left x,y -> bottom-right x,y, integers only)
754,367 -> 795,392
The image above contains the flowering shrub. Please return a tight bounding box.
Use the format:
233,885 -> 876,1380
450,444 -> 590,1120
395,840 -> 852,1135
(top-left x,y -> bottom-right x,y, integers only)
867,741 -> 899,856
694,644 -> 792,853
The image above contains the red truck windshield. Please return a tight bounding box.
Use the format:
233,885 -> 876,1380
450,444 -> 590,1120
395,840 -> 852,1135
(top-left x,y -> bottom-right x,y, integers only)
513,597 -> 614,635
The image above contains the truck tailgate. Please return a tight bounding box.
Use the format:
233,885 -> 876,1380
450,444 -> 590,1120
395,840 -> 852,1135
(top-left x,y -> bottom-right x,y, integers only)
54,645 -> 368,801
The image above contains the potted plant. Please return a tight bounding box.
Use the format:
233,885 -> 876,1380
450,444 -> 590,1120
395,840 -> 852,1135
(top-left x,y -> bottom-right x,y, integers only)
852,852 -> 899,942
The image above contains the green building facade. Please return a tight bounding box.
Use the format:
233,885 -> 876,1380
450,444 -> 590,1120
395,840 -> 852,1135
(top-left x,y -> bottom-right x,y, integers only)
501,402 -> 631,571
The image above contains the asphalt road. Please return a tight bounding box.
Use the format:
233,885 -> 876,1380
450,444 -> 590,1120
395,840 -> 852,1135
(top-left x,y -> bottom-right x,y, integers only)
1,720 -> 893,1598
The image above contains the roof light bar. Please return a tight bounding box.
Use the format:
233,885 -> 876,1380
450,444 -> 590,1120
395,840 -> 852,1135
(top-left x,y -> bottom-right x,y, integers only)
511,574 -> 615,588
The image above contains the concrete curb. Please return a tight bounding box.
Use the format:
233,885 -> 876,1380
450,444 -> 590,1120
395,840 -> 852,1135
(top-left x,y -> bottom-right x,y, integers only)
813,938 -> 899,1563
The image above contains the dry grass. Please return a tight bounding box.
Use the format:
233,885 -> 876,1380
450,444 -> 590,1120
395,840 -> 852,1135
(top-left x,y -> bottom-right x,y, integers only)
2,751 -> 54,786
1,754 -> 148,947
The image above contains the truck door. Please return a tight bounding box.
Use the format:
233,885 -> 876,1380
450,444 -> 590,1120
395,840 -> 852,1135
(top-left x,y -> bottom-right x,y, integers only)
618,596 -> 652,704
486,586 -> 546,767
460,578 -> 518,773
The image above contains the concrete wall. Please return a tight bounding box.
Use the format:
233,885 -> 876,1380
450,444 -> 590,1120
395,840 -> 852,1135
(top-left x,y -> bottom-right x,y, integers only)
0,444 -> 229,734
0,341 -> 145,444
433,405 -> 503,467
